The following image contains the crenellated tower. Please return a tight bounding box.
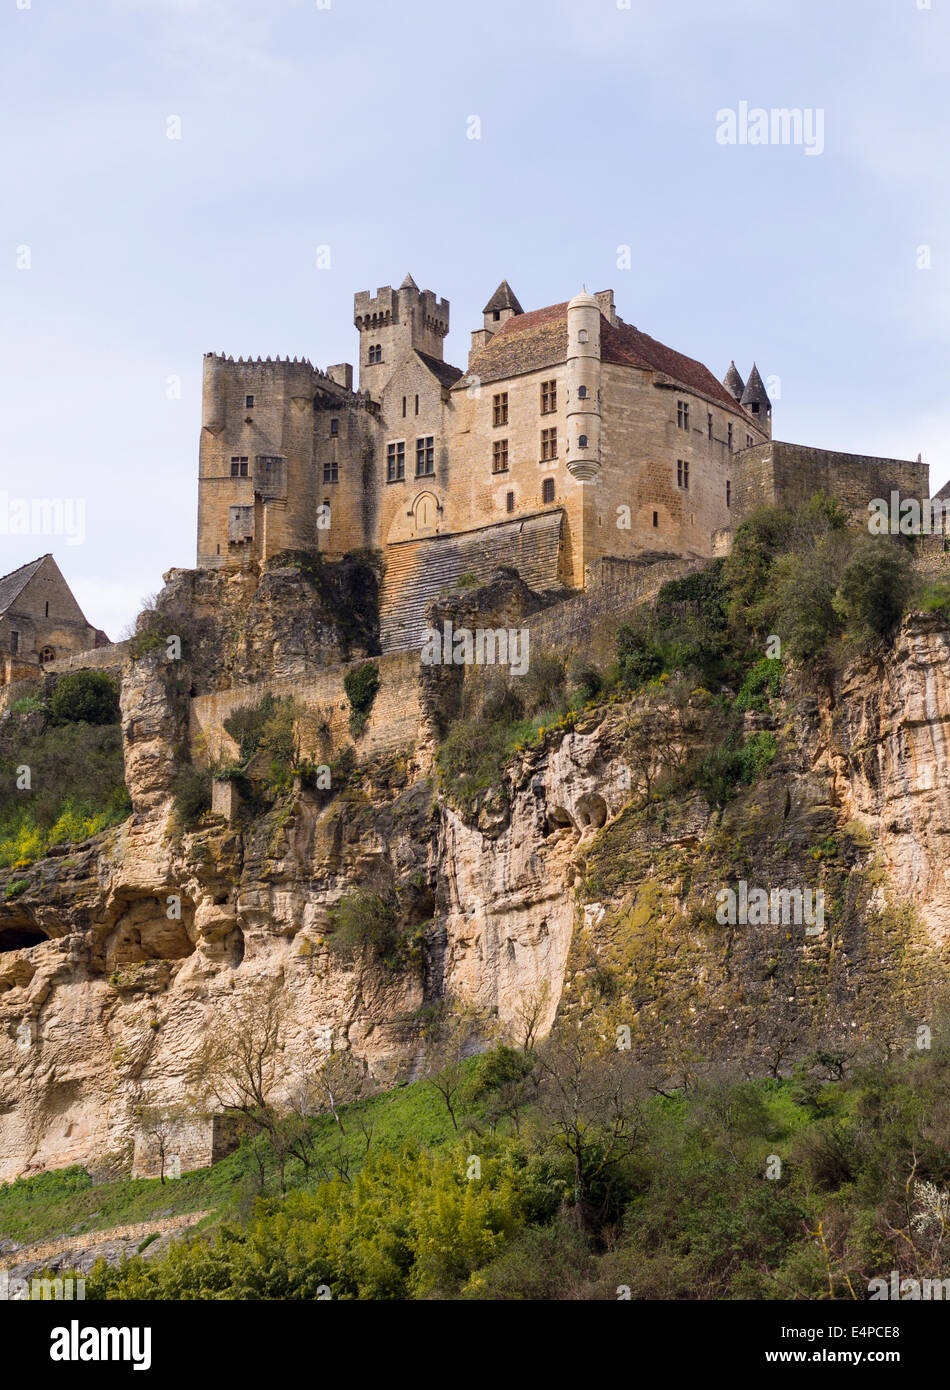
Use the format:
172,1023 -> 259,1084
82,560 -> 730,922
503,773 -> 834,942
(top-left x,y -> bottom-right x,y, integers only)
353,273 -> 449,399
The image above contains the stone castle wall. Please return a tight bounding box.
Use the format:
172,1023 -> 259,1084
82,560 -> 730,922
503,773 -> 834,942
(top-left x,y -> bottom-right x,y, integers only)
189,648 -> 422,764
733,441 -> 929,520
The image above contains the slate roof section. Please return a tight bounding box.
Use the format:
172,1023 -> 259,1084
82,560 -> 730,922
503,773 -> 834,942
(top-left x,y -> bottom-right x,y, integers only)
458,301 -> 755,418
740,362 -> 771,411
723,360 -> 745,400
415,350 -> 465,390
482,280 -> 525,316
0,555 -> 48,616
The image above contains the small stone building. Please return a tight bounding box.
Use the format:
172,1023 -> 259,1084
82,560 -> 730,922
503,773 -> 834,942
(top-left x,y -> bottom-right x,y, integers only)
0,554 -> 108,686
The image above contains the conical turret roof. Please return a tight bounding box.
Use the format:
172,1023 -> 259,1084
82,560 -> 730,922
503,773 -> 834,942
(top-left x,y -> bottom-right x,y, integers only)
482,279 -> 524,316
723,360 -> 745,400
399,272 -> 419,290
740,362 -> 770,411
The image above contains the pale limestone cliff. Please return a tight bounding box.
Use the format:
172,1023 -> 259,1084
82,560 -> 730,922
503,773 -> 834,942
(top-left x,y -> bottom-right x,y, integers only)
1,595 -> 949,1181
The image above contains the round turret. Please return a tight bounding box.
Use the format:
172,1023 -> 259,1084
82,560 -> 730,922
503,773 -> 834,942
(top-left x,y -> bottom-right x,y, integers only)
566,290 -> 602,480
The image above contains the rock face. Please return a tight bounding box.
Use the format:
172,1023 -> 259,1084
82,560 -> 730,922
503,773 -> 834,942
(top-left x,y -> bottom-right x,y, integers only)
1,576 -> 950,1181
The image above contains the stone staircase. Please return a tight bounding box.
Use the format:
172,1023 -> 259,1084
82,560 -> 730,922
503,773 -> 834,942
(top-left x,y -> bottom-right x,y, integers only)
379,510 -> 564,653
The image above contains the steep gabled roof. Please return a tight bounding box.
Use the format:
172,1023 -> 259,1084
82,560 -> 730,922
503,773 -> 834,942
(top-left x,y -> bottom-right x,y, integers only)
458,301 -> 754,417
0,554 -> 49,616
415,349 -> 464,390
482,280 -> 524,316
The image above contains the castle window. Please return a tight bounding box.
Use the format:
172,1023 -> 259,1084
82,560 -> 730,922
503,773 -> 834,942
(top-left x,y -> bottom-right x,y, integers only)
416,436 -> 435,476
677,401 -> 689,430
368,344 -> 382,364
540,427 -> 558,461
415,395 -> 419,416
727,423 -> 733,449
542,477 -> 555,504
578,385 -> 588,399
493,393 -> 508,427
330,418 -> 339,436
676,459 -> 689,490
493,310 -> 501,322
323,460 -> 338,484
746,433 -> 754,447
492,439 -> 509,473
541,380 -> 557,414
707,412 -> 713,440
245,395 -> 254,409
10,631 -> 18,654
578,434 -> 588,448
386,441 -> 405,482
45,601 -> 49,617
578,329 -> 589,344
506,491 -> 515,513
39,645 -> 55,664
402,396 -> 407,417
230,456 -> 249,477
726,480 -> 731,508
751,402 -> 760,414
652,511 -> 659,527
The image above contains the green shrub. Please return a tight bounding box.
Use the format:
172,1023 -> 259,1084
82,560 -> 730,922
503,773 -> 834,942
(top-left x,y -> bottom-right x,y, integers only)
10,696 -> 44,716
616,625 -> 663,689
0,719 -> 130,869
568,661 -> 602,703
49,670 -> 119,726
736,657 -> 782,712
456,572 -> 479,589
834,537 -> 913,643
343,663 -> 380,738
172,765 -> 211,825
916,580 -> 950,617
518,650 -> 565,714
223,693 -> 278,763
327,889 -> 402,963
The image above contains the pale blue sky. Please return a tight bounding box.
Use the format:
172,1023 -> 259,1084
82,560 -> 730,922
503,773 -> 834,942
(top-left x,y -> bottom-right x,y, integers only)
2,0 -> 948,638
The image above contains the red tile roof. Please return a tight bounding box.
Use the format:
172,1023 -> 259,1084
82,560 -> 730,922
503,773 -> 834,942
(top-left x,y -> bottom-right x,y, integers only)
458,301 -> 754,420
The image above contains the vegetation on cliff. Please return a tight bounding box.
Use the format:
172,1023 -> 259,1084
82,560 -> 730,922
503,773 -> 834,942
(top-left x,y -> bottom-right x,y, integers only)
0,673 -> 129,870
19,1024 -> 950,1301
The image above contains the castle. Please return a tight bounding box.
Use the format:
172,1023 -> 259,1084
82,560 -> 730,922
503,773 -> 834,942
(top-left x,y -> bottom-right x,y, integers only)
197,276 -> 929,650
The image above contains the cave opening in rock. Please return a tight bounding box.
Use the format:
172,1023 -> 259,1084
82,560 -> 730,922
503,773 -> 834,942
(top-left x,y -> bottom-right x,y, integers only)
0,926 -> 46,952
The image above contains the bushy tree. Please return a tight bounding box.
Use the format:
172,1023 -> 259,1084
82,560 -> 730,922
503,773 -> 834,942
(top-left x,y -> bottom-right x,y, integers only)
49,670 -> 119,726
